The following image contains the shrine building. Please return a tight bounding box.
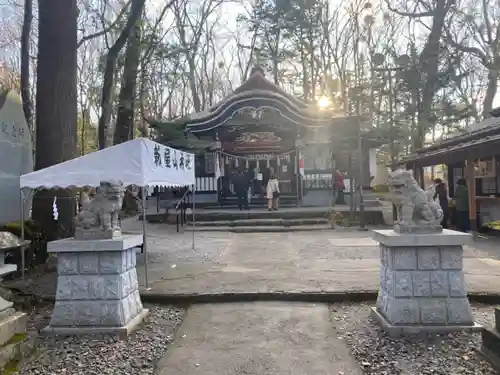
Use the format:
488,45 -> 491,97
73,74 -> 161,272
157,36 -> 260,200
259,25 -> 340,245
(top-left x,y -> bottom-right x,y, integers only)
175,66 -> 379,207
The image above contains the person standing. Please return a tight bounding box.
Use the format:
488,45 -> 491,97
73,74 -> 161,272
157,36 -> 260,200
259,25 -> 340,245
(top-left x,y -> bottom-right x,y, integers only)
266,174 -> 280,211
454,177 -> 470,232
233,168 -> 250,210
334,170 -> 345,204
433,178 -> 449,229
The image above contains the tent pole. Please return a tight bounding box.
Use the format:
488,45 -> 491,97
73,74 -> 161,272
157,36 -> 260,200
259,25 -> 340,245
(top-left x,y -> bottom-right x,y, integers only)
192,184 -> 195,250
141,186 -> 150,290
20,190 -> 25,279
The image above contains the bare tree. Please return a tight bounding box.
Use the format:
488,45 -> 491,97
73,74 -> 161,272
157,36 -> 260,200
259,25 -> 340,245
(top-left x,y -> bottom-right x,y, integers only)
97,0 -> 145,149
389,0 -> 457,149
445,0 -> 500,118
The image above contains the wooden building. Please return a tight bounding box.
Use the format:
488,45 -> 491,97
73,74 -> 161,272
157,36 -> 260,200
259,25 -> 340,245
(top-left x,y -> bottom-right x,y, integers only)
399,108 -> 500,231
159,66 -> 380,207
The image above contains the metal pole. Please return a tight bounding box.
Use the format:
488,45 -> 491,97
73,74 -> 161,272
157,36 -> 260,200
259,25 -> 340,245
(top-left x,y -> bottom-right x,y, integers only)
348,154 -> 354,220
192,184 -> 195,250
141,186 -> 149,290
387,69 -> 396,164
358,130 -> 366,230
20,190 -> 25,279
295,147 -> 300,207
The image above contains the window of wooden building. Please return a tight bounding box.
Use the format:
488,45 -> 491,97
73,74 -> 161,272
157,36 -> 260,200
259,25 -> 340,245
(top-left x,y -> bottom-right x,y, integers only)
448,156 -> 500,197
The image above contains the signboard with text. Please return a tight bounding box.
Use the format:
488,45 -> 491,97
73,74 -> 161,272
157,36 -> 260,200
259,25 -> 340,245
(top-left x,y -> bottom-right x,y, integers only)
0,89 -> 33,224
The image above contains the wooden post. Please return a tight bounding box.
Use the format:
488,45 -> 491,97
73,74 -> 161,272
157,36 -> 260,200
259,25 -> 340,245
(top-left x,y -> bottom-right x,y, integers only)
465,158 -> 477,231
417,166 -> 425,189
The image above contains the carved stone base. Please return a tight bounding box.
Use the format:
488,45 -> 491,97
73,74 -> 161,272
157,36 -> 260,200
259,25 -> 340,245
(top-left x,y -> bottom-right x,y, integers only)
394,224 -> 442,234
44,235 -> 146,337
42,309 -> 149,339
74,228 -> 122,241
372,229 -> 479,335
370,307 -> 482,338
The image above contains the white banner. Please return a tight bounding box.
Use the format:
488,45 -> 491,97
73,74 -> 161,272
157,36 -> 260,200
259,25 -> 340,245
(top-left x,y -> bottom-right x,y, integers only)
149,143 -> 195,187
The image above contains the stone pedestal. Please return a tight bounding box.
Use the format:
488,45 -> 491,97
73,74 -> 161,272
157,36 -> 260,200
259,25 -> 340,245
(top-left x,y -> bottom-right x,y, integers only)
42,235 -> 148,337
371,229 -> 482,336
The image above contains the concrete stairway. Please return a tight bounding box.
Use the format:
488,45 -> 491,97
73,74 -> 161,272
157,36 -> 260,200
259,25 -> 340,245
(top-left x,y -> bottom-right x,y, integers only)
187,217 -> 331,233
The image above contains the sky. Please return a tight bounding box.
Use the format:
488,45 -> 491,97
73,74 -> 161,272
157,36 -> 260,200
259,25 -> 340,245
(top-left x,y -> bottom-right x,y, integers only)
0,0 -> 499,121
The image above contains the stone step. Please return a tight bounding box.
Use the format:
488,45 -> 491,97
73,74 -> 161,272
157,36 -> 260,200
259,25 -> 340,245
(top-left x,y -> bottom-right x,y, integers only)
0,331 -> 36,373
481,327 -> 500,371
188,218 -> 329,227
0,311 -> 28,348
0,265 -> 17,278
495,307 -> 500,331
186,224 -> 333,233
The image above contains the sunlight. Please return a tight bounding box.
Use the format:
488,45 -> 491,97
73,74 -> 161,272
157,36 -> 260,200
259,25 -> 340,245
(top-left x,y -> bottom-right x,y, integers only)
317,96 -> 330,109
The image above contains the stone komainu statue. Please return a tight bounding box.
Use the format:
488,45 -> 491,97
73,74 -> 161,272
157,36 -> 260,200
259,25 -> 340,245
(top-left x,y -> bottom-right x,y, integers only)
75,180 -> 125,240
388,169 -> 443,230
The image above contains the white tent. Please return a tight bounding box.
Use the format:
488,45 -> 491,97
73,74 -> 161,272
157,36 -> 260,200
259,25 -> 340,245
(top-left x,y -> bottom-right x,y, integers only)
20,138 -> 196,288
20,138 -> 195,189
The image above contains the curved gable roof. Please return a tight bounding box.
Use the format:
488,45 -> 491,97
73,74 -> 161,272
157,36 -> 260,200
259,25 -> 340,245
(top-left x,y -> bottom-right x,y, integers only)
185,66 -> 332,132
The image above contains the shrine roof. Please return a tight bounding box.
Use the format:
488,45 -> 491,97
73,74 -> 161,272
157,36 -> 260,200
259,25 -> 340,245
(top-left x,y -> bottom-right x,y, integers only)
185,67 -> 342,133
222,66 -> 307,109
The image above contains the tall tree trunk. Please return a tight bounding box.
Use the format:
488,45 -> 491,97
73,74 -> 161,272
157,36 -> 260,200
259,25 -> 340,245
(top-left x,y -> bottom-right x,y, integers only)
98,0 -> 146,149
114,19 -> 142,145
482,69 -> 498,118
20,0 -> 33,130
185,53 -> 202,112
415,0 -> 454,150
33,0 -> 78,241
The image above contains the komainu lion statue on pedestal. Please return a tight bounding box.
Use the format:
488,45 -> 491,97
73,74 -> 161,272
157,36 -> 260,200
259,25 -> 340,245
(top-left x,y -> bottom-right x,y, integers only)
74,180 -> 125,240
388,169 -> 443,233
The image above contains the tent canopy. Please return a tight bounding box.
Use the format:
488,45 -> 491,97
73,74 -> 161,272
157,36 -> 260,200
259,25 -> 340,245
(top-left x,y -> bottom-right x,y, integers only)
20,138 -> 195,189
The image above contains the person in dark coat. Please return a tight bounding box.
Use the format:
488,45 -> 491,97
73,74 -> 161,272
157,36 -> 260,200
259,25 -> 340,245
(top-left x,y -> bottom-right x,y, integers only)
454,177 -> 470,232
233,168 -> 250,210
433,178 -> 449,229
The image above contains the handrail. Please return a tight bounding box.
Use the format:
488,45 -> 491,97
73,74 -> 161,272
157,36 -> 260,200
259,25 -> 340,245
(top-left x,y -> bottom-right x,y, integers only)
175,188 -> 191,210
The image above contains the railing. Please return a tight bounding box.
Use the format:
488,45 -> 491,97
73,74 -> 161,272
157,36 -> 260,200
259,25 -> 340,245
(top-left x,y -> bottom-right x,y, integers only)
279,180 -> 293,194
195,176 -> 217,193
302,173 -> 354,193
175,188 -> 192,232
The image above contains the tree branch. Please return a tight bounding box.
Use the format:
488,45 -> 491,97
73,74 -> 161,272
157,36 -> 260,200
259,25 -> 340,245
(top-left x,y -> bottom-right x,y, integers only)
385,0 -> 434,18
77,0 -> 131,48
444,29 -> 489,67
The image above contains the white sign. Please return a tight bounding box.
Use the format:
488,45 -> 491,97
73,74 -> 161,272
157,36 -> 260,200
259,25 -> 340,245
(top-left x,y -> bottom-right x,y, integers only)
150,143 -> 195,187
152,144 -> 193,170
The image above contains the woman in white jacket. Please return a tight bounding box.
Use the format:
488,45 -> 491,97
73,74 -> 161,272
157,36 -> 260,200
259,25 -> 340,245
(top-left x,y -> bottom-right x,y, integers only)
266,174 -> 280,211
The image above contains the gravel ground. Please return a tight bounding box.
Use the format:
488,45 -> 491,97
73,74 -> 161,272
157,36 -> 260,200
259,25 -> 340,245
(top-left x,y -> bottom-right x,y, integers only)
16,304 -> 185,375
330,303 -> 497,375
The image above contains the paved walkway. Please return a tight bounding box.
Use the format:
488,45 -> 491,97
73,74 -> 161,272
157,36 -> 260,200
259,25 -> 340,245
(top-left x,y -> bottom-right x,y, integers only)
125,219 -> 500,295
156,302 -> 363,375
7,219 -> 500,298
